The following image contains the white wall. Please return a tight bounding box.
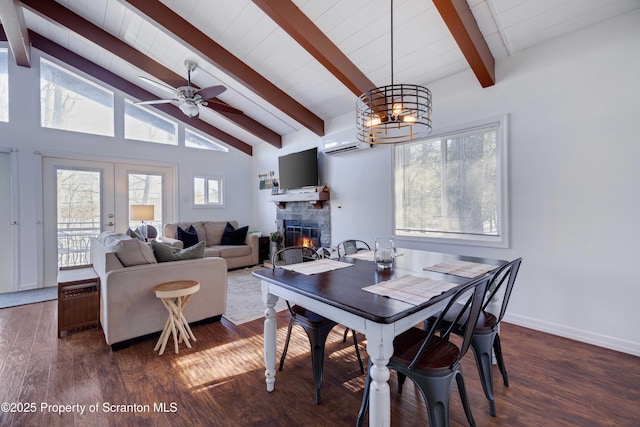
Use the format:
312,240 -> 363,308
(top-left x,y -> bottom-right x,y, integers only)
253,10 -> 640,356
0,48 -> 254,291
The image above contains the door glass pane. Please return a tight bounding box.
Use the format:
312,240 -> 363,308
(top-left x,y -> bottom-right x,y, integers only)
57,169 -> 102,267
128,173 -> 163,233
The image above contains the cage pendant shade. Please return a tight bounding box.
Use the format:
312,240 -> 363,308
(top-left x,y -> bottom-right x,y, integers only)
356,0 -> 432,144
356,84 -> 432,144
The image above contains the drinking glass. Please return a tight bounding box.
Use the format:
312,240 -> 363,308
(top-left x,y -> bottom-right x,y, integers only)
374,237 -> 396,270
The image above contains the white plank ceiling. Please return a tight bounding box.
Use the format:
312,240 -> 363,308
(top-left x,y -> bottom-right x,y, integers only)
4,0 -> 640,151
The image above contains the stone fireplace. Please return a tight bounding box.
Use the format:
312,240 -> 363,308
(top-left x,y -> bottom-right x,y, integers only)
275,201 -> 330,249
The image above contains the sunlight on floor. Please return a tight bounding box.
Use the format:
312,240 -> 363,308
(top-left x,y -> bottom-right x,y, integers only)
171,325 -> 367,390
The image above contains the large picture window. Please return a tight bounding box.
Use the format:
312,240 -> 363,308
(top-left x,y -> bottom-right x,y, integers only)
40,58 -> 114,136
394,117 -> 508,247
1,49 -> 8,122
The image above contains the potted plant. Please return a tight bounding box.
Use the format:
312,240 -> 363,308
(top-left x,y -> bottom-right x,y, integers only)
269,231 -> 283,262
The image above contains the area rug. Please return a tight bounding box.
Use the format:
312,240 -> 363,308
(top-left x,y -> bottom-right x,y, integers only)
0,286 -> 57,309
224,265 -> 287,325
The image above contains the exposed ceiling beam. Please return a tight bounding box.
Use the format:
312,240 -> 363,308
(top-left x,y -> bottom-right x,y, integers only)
0,0 -> 30,66
29,30 -> 253,156
434,0 -> 495,88
252,0 -> 376,96
21,0 -> 281,149
123,0 -> 325,137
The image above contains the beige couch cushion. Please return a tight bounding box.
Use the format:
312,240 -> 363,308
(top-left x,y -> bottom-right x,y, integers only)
203,246 -> 221,257
204,221 -> 237,246
217,245 -> 251,258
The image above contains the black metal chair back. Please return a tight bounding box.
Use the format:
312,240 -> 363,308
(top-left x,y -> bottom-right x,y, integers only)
272,246 -> 320,270
336,239 -> 370,257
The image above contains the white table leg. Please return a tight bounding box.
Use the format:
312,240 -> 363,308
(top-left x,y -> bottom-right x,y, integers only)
262,281 -> 279,392
365,323 -> 395,427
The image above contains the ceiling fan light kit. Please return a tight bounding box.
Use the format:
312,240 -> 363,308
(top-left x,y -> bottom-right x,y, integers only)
135,60 -> 241,118
356,0 -> 432,144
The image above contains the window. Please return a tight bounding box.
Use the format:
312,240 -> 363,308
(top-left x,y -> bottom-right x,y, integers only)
40,58 -> 114,136
0,49 -> 7,122
194,176 -> 224,206
125,99 -> 177,145
394,117 -> 508,247
128,172 -> 164,230
185,128 -> 228,151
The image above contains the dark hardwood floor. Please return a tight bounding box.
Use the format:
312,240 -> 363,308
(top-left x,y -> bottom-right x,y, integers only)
1,300 -> 639,426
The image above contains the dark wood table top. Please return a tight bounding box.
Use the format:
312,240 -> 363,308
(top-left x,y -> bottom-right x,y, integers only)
253,248 -> 507,324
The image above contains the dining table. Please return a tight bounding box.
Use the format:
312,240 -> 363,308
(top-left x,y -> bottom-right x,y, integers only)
253,248 -> 507,426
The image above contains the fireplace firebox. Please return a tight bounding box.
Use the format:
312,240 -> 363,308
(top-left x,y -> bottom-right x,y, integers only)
284,221 -> 320,248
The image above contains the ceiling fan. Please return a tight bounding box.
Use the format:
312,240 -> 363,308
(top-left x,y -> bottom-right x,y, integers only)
135,60 -> 241,118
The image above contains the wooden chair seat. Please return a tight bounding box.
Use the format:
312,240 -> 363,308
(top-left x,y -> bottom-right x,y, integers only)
392,328 -> 460,374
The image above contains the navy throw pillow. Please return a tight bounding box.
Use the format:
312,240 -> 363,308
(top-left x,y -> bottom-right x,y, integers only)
176,225 -> 199,248
220,222 -> 248,245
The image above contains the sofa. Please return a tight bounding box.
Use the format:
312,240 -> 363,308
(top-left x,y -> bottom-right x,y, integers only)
91,232 -> 227,349
158,220 -> 259,270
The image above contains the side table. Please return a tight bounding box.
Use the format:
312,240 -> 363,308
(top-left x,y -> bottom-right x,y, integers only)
258,236 -> 270,263
153,280 -> 200,355
57,265 -> 100,338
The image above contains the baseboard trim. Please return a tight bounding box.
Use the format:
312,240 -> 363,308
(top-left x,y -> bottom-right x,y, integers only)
504,313 -> 640,357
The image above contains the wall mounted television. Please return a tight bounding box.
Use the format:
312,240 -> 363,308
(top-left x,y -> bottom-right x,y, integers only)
278,147 -> 318,190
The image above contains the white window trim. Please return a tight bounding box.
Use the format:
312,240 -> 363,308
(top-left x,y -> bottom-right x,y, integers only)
193,175 -> 225,208
393,114 -> 510,248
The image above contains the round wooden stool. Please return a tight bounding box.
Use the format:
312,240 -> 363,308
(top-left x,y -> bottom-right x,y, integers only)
153,280 -> 200,355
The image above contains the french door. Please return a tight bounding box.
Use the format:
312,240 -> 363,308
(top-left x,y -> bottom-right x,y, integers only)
42,157 -> 174,286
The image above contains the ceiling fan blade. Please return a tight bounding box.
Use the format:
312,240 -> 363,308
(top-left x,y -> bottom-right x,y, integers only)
207,100 -> 243,115
134,99 -> 176,105
138,76 -> 180,95
195,85 -> 226,100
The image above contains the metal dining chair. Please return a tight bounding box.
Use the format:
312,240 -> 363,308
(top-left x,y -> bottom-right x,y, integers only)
357,274 -> 491,427
336,239 -> 371,257
424,257 -> 522,416
273,246 -> 364,404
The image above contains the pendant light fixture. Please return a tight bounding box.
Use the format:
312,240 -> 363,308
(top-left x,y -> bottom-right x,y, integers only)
356,0 -> 432,144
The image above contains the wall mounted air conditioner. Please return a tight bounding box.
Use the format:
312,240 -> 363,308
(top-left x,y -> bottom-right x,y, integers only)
322,131 -> 372,156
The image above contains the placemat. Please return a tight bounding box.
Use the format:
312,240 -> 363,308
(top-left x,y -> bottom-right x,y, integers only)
424,260 -> 496,278
362,275 -> 457,305
280,258 -> 354,275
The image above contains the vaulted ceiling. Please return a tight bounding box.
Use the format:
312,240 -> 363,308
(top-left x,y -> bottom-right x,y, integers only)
1,0 -> 638,155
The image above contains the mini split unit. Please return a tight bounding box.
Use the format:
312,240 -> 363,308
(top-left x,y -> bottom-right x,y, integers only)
322,130 -> 372,156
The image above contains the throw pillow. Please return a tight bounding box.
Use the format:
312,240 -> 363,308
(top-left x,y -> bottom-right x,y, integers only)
220,222 -> 249,245
152,240 -> 205,262
114,239 -> 157,266
176,225 -> 199,248
126,228 -> 145,241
